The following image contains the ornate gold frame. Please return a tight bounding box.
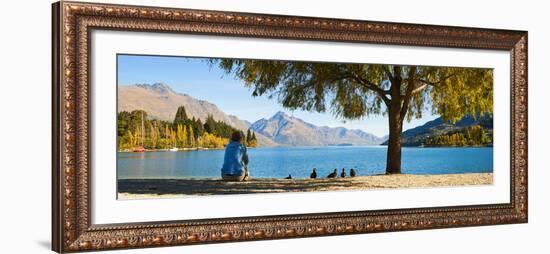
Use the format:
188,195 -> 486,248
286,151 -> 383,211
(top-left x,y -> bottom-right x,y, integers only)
52,1 -> 528,252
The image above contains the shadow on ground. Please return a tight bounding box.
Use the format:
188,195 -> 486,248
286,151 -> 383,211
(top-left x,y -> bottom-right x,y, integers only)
117,173 -> 492,196
118,178 -> 364,195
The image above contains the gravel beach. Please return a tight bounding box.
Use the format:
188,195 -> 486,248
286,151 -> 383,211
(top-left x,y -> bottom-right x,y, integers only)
118,173 -> 493,200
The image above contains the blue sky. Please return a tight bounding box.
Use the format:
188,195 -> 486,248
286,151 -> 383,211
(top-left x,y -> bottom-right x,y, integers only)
117,54 -> 438,137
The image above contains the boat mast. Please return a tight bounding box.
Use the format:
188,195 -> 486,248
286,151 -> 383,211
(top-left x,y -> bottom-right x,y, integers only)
141,110 -> 144,146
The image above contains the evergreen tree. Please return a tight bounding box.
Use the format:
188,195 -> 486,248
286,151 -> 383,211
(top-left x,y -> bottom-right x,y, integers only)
195,118 -> 205,137
173,106 -> 189,126
204,115 -> 216,134
246,129 -> 252,143
117,111 -> 131,136
249,131 -> 258,147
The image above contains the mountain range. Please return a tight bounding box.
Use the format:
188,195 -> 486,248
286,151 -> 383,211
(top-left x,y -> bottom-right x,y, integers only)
118,83 -> 248,129
118,83 -> 384,146
250,111 -> 383,146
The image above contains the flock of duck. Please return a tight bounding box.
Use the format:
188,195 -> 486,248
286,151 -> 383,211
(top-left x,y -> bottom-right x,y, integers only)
284,168 -> 357,180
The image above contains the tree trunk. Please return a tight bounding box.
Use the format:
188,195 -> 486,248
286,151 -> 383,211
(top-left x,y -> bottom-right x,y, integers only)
386,109 -> 403,174
386,68 -> 404,174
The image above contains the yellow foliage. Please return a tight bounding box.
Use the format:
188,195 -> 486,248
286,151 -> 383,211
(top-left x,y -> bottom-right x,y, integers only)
199,132 -> 229,149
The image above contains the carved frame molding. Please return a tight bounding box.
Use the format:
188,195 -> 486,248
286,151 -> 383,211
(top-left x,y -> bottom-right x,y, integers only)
52,1 -> 528,252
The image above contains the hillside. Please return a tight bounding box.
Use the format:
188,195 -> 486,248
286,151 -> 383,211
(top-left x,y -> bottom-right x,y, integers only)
383,114 -> 493,146
118,83 -> 277,146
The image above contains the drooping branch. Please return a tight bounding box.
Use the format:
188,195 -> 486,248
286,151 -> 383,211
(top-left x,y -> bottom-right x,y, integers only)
363,80 -> 391,105
345,72 -> 391,105
411,83 -> 429,94
413,74 -> 456,94
418,79 -> 438,86
383,66 -> 393,79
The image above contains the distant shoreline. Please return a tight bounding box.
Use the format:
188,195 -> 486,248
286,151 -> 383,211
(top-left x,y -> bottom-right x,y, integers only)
118,145 -> 494,152
118,147 -> 225,152
408,144 -> 493,148
118,173 -> 493,199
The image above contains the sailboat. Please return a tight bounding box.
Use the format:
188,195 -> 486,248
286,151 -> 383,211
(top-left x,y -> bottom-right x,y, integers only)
133,147 -> 146,153
133,110 -> 146,153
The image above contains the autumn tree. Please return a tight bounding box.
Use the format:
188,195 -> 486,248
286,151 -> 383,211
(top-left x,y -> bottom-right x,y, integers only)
149,123 -> 159,148
188,124 -> 195,147
249,131 -> 258,147
213,59 -> 493,174
176,124 -> 187,148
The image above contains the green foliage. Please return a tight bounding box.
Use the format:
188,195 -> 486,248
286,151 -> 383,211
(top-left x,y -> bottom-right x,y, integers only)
203,115 -> 241,139
246,129 -> 252,143
424,125 -> 493,147
116,110 -> 148,137
211,59 -> 493,123
117,106 -> 258,150
244,128 -> 258,147
190,117 -> 205,137
426,68 -> 493,123
173,106 -> 188,126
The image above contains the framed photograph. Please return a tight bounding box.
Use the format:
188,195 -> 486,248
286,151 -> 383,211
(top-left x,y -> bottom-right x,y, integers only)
52,1 -> 528,252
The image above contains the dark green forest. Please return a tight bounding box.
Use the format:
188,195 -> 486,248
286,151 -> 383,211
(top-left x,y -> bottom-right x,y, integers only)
117,106 -> 257,151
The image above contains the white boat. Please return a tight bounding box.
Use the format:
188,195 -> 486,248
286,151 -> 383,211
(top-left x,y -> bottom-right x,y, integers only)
169,147 -> 178,152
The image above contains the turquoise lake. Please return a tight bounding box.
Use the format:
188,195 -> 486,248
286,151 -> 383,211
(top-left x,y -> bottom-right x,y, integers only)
117,146 -> 493,179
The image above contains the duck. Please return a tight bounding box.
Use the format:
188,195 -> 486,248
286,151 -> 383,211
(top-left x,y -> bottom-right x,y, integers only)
327,169 -> 337,178
284,174 -> 292,179
350,168 -> 357,177
310,168 -> 317,179
340,168 -> 346,178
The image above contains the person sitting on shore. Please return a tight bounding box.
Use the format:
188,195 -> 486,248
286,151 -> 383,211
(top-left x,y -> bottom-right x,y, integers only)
350,168 -> 357,177
220,131 -> 249,182
310,168 -> 317,179
340,168 -> 346,178
285,174 -> 292,179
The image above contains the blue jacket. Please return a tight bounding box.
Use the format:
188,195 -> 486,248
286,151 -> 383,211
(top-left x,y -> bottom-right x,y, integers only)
221,141 -> 249,176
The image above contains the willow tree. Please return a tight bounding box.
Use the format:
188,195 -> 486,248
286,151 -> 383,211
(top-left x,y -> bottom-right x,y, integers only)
213,60 -> 493,174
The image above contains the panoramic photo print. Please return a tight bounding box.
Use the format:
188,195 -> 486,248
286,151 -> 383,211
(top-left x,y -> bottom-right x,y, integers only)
116,54 -> 494,199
